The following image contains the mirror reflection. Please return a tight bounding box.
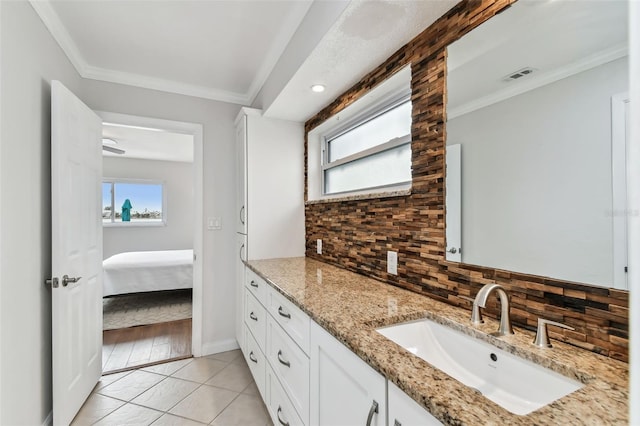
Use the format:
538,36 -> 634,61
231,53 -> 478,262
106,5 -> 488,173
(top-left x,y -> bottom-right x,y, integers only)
445,0 -> 629,289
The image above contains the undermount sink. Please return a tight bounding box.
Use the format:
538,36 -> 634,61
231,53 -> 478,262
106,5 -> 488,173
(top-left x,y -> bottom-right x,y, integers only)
377,318 -> 583,415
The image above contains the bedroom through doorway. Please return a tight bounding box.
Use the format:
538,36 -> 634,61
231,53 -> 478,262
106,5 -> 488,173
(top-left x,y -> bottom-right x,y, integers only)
98,113 -> 203,374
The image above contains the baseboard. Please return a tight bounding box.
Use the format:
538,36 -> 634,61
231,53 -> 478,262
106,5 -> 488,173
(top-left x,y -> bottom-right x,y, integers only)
42,411 -> 52,426
201,338 -> 239,356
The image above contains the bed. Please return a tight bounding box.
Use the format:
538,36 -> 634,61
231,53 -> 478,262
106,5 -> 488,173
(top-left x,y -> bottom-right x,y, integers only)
102,249 -> 193,297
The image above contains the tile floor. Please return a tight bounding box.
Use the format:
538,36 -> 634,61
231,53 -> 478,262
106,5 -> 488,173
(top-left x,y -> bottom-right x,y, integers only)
72,350 -> 273,426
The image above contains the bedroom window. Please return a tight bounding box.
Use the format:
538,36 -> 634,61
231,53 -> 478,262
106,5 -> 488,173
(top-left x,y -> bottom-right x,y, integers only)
102,180 -> 165,225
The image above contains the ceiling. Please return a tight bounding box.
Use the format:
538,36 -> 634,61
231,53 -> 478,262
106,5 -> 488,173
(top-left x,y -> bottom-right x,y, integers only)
447,0 -> 628,117
102,123 -> 194,163
32,0 -> 313,105
32,0 -> 461,159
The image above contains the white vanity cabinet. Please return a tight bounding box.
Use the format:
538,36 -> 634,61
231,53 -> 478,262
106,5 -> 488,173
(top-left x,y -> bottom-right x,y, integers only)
310,322 -> 386,426
388,381 -> 442,426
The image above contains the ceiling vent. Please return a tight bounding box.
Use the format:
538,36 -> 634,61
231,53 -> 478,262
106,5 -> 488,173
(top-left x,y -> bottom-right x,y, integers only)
502,67 -> 536,82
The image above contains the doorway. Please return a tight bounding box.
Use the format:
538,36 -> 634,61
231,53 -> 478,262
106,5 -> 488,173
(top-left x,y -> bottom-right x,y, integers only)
97,111 -> 204,373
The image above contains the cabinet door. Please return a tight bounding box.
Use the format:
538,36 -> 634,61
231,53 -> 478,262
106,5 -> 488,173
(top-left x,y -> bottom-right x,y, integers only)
235,234 -> 247,350
310,322 -> 386,426
236,114 -> 247,234
388,381 -> 442,426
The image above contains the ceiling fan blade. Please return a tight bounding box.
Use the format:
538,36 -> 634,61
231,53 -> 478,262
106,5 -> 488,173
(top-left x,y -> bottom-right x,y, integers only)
102,145 -> 125,155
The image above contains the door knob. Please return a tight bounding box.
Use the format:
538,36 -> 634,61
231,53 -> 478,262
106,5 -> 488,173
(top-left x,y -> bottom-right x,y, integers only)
62,275 -> 81,287
447,247 -> 457,254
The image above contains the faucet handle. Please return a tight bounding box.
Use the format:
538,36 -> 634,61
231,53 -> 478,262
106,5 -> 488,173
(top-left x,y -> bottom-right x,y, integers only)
533,318 -> 574,348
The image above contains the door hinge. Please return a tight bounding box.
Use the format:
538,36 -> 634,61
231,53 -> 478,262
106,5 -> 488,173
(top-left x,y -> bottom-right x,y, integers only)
193,253 -> 197,261
45,277 -> 59,288
624,266 -> 628,273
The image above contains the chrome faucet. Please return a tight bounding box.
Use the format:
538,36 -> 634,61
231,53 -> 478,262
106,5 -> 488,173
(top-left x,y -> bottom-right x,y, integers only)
472,283 -> 514,336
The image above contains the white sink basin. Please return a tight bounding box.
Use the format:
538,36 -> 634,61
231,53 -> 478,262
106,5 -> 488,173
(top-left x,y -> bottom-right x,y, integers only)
377,319 -> 583,415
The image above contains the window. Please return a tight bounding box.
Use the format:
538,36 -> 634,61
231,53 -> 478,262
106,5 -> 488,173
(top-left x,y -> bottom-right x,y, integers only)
322,97 -> 412,195
102,180 -> 165,225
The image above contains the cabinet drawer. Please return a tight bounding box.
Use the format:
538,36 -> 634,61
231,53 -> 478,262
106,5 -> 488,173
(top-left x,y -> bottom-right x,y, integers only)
266,315 -> 309,423
244,325 -> 266,400
245,288 -> 266,349
388,381 -> 442,426
267,287 -> 310,354
266,364 -> 305,426
245,268 -> 268,303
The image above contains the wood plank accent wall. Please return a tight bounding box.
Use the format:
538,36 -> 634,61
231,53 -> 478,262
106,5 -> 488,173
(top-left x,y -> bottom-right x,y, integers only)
304,0 -> 629,362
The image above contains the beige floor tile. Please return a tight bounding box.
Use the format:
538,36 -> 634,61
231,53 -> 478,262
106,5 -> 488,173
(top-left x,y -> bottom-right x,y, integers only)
210,394 -> 270,426
151,413 -> 207,426
168,385 -> 238,424
242,381 -> 260,396
205,361 -> 253,392
98,370 -> 165,401
93,403 -> 162,426
131,377 -> 199,411
170,357 -> 227,383
95,370 -> 133,391
206,349 -> 242,363
71,393 -> 125,425
142,358 -> 193,376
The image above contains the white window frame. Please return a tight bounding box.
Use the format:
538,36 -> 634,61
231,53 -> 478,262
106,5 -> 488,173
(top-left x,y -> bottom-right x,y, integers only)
102,178 -> 167,227
321,93 -> 412,196
307,65 -> 413,201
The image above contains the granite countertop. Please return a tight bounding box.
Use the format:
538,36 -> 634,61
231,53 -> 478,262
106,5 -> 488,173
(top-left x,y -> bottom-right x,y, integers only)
246,257 -> 629,425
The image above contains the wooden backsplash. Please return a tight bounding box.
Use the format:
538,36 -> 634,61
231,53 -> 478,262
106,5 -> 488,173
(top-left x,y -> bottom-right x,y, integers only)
303,0 -> 629,362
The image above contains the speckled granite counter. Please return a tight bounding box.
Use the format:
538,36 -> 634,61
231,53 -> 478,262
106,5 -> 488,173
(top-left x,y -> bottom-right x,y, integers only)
246,257 -> 628,425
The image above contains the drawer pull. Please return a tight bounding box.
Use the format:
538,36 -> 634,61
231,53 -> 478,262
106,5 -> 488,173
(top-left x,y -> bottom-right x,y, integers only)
250,280 -> 258,288
249,351 -> 258,363
277,350 -> 291,368
277,306 -> 291,319
366,400 -> 379,426
249,312 -> 258,321
276,406 -> 289,426
394,421 -> 402,426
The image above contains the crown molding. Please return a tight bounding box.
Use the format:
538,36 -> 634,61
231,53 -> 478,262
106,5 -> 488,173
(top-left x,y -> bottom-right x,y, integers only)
448,44 -> 628,120
82,64 -> 250,105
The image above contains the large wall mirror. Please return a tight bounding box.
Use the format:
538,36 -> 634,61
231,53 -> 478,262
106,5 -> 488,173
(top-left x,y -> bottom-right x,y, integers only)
445,0 -> 629,289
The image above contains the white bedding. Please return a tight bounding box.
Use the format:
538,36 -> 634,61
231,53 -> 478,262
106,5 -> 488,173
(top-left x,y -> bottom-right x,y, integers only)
103,250 -> 193,297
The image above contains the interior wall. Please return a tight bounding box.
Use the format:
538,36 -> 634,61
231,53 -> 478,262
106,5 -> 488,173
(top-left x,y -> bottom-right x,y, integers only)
447,57 -> 628,287
0,1 -> 83,424
304,0 -> 629,362
80,79 -> 240,356
102,157 -> 194,259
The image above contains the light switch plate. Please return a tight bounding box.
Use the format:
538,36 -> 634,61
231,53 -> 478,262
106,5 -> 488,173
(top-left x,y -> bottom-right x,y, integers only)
317,239 -> 322,255
207,217 -> 222,230
387,251 -> 398,275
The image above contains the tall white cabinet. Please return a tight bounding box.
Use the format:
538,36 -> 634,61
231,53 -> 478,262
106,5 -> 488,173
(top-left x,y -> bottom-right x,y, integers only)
234,107 -> 305,350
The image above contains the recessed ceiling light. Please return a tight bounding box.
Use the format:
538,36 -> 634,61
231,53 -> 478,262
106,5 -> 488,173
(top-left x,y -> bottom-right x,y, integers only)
311,84 -> 326,93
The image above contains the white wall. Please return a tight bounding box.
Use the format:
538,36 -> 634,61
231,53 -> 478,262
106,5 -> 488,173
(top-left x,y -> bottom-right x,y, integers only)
0,1 -> 83,424
447,57 -> 628,286
80,80 -> 240,357
102,157 -> 194,259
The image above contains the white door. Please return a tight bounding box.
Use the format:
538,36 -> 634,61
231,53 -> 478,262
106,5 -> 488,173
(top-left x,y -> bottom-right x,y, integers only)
445,144 -> 462,262
51,80 -> 103,425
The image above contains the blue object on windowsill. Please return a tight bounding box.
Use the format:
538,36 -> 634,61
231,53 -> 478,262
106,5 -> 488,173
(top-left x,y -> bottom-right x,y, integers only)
122,199 -> 132,222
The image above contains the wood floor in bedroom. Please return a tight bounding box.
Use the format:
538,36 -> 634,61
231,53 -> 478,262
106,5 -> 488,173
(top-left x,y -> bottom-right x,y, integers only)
102,318 -> 192,374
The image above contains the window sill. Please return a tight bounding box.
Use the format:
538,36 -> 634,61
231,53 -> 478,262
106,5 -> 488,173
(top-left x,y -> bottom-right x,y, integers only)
103,221 -> 166,228
305,188 -> 411,205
